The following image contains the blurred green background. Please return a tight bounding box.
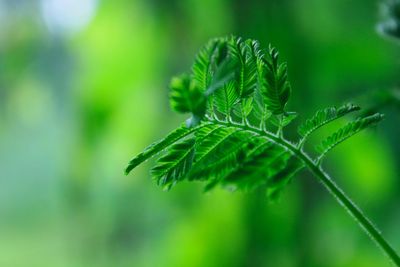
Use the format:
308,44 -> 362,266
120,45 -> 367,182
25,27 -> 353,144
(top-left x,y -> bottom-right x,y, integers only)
1,0 -> 400,266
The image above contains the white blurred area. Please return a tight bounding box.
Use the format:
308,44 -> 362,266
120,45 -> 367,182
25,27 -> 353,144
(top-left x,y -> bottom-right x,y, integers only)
41,0 -> 98,34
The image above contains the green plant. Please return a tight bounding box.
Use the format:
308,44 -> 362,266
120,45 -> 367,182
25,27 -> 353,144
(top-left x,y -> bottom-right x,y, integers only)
125,36 -> 400,265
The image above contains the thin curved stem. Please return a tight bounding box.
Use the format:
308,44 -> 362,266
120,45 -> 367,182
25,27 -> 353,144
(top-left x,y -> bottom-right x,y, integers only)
209,119 -> 400,265
303,157 -> 400,266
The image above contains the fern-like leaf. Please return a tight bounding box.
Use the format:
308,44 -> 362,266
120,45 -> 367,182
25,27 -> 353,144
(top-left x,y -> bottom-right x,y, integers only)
192,126 -> 238,166
223,141 -> 290,191
261,46 -> 291,115
124,36 -> 400,265
214,80 -> 239,115
298,103 -> 361,145
192,38 -> 223,91
125,123 -> 202,174
316,113 -> 384,160
151,138 -> 196,190
126,36 -> 384,197
169,74 -> 206,118
188,132 -> 257,184
228,36 -> 258,98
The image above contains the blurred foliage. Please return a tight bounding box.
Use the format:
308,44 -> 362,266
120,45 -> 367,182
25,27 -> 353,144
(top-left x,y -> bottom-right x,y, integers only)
0,0 -> 400,267
378,0 -> 400,41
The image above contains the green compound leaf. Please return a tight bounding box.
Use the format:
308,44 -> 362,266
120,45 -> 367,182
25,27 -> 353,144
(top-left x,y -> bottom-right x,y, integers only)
228,36 -> 258,98
191,38 -> 225,91
214,80 -> 240,115
188,130 -> 257,182
298,103 -> 360,142
151,138 -> 196,190
125,124 -> 202,174
316,113 -> 384,158
261,45 -> 291,115
126,36 -> 383,198
169,74 -> 206,116
124,36 -> 400,265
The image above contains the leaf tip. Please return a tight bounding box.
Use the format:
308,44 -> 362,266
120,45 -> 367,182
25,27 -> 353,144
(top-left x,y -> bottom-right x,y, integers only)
124,164 -> 133,175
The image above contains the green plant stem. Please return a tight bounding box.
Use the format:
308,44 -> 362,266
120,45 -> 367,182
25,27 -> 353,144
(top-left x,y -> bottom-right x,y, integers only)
210,118 -> 400,265
304,158 -> 400,266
